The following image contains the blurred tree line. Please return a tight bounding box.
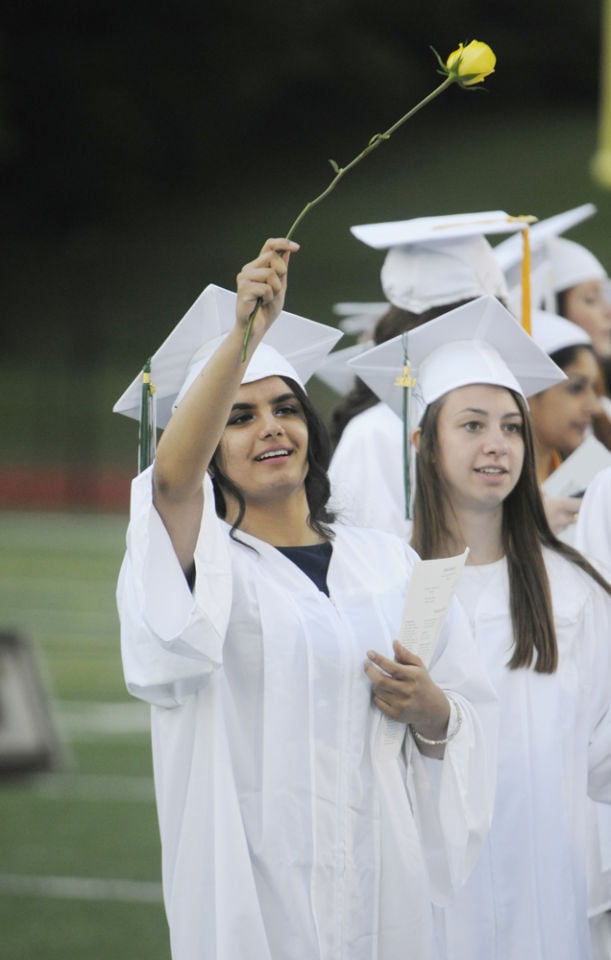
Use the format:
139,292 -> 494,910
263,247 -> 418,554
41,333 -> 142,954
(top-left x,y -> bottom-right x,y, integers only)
0,1 -> 607,496
0,0 -> 602,230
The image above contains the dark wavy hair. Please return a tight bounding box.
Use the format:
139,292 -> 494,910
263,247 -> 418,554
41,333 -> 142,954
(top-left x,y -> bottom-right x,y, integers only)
411,389 -> 611,673
209,376 -> 336,543
329,300 -> 473,447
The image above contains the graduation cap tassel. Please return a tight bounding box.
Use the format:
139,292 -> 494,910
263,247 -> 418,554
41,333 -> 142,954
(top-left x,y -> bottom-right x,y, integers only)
395,334 -> 417,521
519,223 -> 532,335
402,381 -> 411,521
138,358 -> 156,473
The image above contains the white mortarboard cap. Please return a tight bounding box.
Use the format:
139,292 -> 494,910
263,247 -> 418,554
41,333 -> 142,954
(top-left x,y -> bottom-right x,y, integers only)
350,211 -> 535,315
530,309 -> 592,356
113,284 -> 343,429
494,203 -> 601,311
510,239 -> 607,319
545,237 -> 607,293
380,235 -> 508,313
351,211 -> 535,250
347,295 -> 566,422
314,341 -> 372,395
493,202 -> 597,276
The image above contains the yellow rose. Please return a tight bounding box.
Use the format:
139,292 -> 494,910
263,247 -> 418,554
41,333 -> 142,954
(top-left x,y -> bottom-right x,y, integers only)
445,40 -> 496,86
240,39 -> 497,360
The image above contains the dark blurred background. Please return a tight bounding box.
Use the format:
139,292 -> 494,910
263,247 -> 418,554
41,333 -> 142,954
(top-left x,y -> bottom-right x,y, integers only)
1,1 -> 610,510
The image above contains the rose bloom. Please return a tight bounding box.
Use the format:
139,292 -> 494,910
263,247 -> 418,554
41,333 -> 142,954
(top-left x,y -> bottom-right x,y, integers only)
446,40 -> 496,85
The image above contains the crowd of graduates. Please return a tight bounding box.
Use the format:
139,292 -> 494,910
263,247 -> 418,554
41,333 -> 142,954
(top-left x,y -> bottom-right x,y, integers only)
113,203 -> 611,960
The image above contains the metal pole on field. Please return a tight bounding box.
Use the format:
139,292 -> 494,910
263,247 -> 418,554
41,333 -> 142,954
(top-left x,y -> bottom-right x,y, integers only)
592,0 -> 611,188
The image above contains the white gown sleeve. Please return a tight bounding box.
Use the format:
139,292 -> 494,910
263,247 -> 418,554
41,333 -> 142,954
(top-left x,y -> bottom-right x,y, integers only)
116,467 -> 233,707
585,581 -> 611,802
575,466 -> 611,570
575,492 -> 611,939
404,596 -> 499,902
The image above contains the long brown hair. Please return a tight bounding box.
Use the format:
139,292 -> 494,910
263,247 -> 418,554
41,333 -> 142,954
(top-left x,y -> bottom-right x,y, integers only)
411,389 -> 611,673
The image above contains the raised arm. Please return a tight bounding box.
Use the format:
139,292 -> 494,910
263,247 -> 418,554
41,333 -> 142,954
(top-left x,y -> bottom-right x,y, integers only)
152,238 -> 299,571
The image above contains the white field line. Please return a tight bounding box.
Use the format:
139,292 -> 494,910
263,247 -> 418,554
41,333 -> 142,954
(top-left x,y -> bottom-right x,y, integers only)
32,701 -> 154,799
31,772 -> 155,801
57,700 -> 151,737
1,699 -> 160,906
0,873 -> 163,903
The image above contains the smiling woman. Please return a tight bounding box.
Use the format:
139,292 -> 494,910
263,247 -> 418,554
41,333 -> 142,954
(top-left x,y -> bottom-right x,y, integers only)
112,239 -> 499,960
210,376 -> 330,543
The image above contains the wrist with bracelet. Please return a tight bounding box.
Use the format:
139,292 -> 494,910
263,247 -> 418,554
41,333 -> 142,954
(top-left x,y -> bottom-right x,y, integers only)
411,697 -> 463,746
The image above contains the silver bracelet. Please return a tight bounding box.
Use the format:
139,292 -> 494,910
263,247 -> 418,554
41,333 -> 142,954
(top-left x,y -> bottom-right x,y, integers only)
411,698 -> 463,746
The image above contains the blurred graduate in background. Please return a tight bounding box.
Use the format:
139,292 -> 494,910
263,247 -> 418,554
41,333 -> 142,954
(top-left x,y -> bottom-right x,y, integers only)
328,210 -> 531,536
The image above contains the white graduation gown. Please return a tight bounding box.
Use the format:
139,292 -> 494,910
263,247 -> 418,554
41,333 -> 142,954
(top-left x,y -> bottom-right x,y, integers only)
575,467 -> 611,959
433,550 -> 611,960
329,403 -> 412,537
117,468 -> 498,960
576,466 -> 611,569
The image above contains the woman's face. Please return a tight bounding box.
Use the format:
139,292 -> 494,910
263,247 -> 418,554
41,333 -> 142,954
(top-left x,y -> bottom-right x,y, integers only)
562,280 -> 611,359
528,347 -> 601,456
216,376 -> 310,506
433,384 -> 525,514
